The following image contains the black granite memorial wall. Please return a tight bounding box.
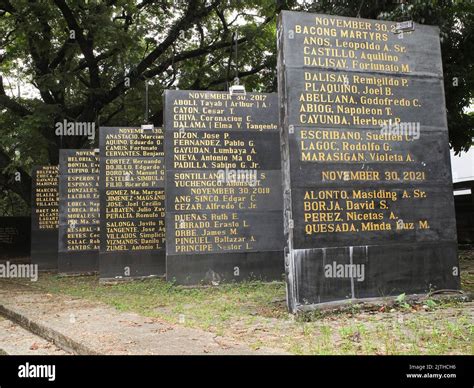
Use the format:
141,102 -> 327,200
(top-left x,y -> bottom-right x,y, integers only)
277,11 -> 459,312
0,217 -> 31,259
58,149 -> 100,274
31,165 -> 59,270
163,90 -> 284,285
99,127 -> 166,280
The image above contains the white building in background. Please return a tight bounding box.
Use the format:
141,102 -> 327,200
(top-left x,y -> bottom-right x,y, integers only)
451,148 -> 474,243
451,149 -> 474,195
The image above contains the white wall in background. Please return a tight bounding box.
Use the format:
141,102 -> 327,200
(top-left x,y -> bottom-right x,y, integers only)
451,148 -> 474,184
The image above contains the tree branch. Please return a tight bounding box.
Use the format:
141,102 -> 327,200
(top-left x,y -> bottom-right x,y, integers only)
99,0 -> 221,107
0,76 -> 31,116
143,36 -> 247,80
0,0 -> 14,13
0,148 -> 31,206
53,0 -> 100,89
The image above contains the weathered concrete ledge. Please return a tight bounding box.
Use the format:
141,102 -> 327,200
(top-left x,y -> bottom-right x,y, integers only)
296,291 -> 472,315
0,304 -> 97,355
98,275 -> 165,285
0,282 -> 286,355
0,316 -> 68,355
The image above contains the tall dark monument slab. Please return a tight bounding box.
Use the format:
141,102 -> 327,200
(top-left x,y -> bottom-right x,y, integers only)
31,165 -> 59,270
0,217 -> 31,259
99,127 -> 166,280
164,90 -> 284,285
277,11 -> 459,312
58,149 -> 100,274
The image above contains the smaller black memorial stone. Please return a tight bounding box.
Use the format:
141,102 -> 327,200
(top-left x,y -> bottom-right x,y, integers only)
99,127 -> 166,280
58,149 -> 100,274
31,165 -> 59,271
163,90 -> 284,285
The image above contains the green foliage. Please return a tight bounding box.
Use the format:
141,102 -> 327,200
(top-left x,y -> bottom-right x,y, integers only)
395,292 -> 411,309
0,0 -> 473,212
425,299 -> 438,309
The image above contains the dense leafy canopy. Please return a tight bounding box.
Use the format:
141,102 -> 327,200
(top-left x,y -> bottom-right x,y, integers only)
0,0 -> 472,214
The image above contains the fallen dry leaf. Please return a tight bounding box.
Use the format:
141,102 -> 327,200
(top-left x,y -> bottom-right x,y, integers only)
30,342 -> 39,350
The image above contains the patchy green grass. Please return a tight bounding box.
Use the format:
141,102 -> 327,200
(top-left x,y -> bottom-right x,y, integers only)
14,266 -> 472,355
4,248 -> 472,354
29,275 -> 287,328
460,248 -> 474,294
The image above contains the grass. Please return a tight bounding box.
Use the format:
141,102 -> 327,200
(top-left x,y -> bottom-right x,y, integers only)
4,251 -> 473,355
30,276 -> 288,329
460,248 -> 474,294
